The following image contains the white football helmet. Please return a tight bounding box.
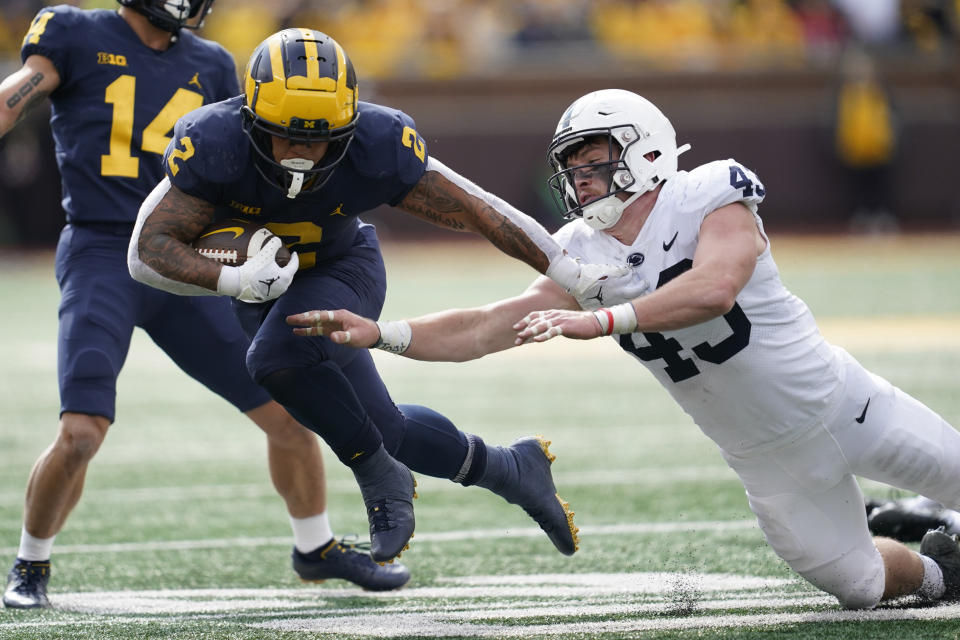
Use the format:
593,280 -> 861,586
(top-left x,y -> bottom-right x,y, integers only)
547,89 -> 690,230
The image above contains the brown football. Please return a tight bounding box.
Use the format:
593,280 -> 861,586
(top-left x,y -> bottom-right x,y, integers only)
192,218 -> 291,267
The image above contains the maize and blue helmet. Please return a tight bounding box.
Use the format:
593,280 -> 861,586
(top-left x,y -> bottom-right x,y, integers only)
241,28 -> 358,198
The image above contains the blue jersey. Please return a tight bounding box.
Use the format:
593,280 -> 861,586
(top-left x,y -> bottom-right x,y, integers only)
164,97 -> 428,268
21,5 -> 238,225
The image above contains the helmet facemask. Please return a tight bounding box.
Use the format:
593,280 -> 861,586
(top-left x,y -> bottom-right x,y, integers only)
242,107 -> 356,199
118,0 -> 215,34
548,127 -> 643,230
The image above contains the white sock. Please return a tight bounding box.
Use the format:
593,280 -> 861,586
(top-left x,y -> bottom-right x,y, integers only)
918,553 -> 946,600
17,526 -> 55,562
289,513 -> 333,554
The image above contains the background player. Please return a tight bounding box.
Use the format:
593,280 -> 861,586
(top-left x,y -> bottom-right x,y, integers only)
289,89 -> 960,608
867,494 -> 960,542
125,28 -> 644,563
1,1 -> 407,609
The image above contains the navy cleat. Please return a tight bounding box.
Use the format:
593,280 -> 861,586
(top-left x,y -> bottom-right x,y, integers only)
920,527 -> 960,600
292,537 -> 411,591
3,559 -> 51,609
352,446 -> 416,564
480,435 -> 580,555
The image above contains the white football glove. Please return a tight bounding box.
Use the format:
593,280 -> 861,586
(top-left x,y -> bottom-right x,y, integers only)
217,236 -> 299,303
546,253 -> 649,311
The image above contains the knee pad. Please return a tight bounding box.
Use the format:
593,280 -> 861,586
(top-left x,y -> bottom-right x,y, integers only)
258,367 -> 304,407
67,347 -> 115,383
60,348 -> 119,420
260,364 -> 348,411
259,363 -> 373,456
801,546 -> 885,609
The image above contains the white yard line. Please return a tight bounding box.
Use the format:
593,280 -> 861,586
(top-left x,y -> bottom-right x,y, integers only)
0,520 -> 758,557
4,571 -> 959,637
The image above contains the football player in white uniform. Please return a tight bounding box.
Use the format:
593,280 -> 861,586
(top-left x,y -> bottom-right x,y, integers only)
287,89 -> 960,609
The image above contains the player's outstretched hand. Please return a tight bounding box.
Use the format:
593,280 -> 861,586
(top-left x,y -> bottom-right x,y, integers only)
583,263 -> 650,311
546,253 -> 649,311
513,309 -> 603,344
286,309 -> 379,347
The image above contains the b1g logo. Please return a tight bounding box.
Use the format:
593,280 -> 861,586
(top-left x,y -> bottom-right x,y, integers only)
97,52 -> 128,67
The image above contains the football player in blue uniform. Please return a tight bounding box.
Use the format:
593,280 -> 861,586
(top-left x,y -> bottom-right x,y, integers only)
1,2 -> 409,609
129,29 -> 642,564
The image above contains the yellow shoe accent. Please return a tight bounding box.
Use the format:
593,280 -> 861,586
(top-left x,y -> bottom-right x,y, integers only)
538,434 -> 578,552
556,493 -> 581,552
535,434 -> 557,463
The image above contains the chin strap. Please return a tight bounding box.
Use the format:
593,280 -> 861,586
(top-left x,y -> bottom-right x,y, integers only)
582,190 -> 643,230
281,158 -> 314,199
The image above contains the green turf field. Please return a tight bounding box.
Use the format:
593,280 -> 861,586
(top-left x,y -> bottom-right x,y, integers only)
1,234 -> 959,639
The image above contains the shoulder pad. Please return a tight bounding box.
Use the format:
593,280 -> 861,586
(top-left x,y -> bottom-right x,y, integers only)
675,160 -> 766,217
164,98 -> 247,198
350,102 -> 427,185
20,5 -> 80,67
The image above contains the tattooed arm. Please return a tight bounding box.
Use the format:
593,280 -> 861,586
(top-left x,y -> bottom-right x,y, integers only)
397,158 -> 643,306
129,178 -> 298,302
0,55 -> 60,139
398,157 -> 558,273
128,177 -> 223,295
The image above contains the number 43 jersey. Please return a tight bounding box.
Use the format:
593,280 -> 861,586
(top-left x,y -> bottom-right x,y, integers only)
554,159 -> 844,456
20,5 -> 238,225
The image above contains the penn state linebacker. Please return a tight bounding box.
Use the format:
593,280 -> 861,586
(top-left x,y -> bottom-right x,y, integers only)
290,89 -> 960,609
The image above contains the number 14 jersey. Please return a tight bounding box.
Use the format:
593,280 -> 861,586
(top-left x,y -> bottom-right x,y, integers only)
554,159 -> 844,456
20,5 -> 238,225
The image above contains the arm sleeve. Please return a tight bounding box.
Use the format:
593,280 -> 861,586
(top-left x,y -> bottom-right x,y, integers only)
686,159 -> 766,225
127,177 -> 220,296
424,156 -> 566,265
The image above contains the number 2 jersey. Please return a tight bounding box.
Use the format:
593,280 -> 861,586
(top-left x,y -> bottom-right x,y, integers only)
163,96 -> 428,269
20,5 -> 238,225
554,160 -> 845,456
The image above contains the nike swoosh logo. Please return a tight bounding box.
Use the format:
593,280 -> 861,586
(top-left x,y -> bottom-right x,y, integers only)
663,231 -> 678,251
855,398 -> 871,424
199,226 -> 244,240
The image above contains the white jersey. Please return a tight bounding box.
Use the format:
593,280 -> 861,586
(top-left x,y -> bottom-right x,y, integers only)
554,160 -> 845,455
